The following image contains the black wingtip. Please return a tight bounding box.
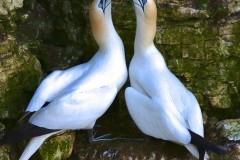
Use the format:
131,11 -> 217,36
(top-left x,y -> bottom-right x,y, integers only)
16,102 -> 50,126
188,129 -> 227,157
0,123 -> 59,145
197,146 -> 205,160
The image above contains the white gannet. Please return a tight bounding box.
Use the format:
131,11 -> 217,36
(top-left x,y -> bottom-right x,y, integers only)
0,0 -> 127,159
125,0 -> 226,159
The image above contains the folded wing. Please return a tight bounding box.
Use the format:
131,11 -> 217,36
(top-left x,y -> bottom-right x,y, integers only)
30,85 -> 118,130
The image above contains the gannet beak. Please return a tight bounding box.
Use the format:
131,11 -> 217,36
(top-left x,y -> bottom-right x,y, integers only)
133,0 -> 147,11
98,0 -> 111,13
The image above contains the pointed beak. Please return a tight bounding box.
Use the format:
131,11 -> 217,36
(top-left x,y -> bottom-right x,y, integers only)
98,0 -> 111,13
133,0 -> 147,11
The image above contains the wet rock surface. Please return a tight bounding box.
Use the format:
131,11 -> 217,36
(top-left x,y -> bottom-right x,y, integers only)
0,145 -> 11,160
0,0 -> 23,15
39,131 -> 76,160
155,1 -> 240,112
0,35 -> 42,119
217,119 -> 240,141
64,114 -> 240,160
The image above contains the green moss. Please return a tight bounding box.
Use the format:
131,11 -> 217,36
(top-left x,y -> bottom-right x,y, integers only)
158,4 -> 209,21
233,21 -> 240,42
204,39 -> 229,60
0,17 -> 13,36
156,21 -> 218,47
209,0 -> 229,21
213,6 -> 228,20
158,44 -> 182,59
217,119 -> 240,141
0,145 -> 11,160
225,70 -> 240,82
156,26 -> 181,45
209,94 -> 232,108
196,0 -> 210,9
182,43 -> 205,59
229,21 -> 240,56
39,132 -> 75,160
0,53 -> 42,119
0,36 -> 42,119
194,93 -> 206,107
168,59 -> 201,72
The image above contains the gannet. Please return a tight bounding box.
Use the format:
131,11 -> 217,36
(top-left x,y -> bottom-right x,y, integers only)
125,0 -> 226,159
0,0 -> 127,159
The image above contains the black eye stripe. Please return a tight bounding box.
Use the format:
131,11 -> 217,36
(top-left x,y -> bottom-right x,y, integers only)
142,0 -> 147,5
133,0 -> 147,11
138,0 -> 147,6
98,0 -> 111,13
98,0 -> 104,8
133,1 -> 142,8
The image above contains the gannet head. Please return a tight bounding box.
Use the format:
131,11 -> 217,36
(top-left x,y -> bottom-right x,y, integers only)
90,0 -> 114,48
133,0 -> 157,48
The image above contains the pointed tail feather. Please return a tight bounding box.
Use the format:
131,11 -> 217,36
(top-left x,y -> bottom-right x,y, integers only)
19,132 -> 58,160
17,102 -> 51,125
0,123 -> 59,145
188,129 -> 227,157
16,112 -> 32,125
185,144 -> 199,158
197,146 -> 205,160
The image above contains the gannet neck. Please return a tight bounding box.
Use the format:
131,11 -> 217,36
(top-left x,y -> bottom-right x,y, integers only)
133,0 -> 157,51
90,0 -> 121,50
133,0 -> 166,69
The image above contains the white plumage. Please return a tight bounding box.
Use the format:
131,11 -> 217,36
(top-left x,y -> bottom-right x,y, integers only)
125,0 -> 205,159
26,1 -> 128,128
30,85 -> 118,130
1,0 -> 127,159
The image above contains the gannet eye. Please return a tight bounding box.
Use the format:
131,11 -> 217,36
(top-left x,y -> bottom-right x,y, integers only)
142,0 -> 147,5
98,0 -> 103,9
98,0 -> 111,13
133,0 -> 148,11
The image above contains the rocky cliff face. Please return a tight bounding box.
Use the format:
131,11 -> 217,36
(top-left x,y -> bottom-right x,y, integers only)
0,0 -> 239,159
155,0 -> 240,116
0,0 -> 23,15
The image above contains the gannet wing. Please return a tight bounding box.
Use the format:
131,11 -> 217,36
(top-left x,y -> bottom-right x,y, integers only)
166,72 -> 204,136
125,87 -> 191,145
168,80 -> 204,134
29,85 -> 118,130
182,91 -> 205,159
26,64 -> 87,112
185,91 -> 204,136
26,71 -> 62,112
166,75 -> 204,159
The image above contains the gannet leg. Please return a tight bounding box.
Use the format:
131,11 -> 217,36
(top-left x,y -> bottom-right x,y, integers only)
87,129 -> 145,143
87,129 -> 115,143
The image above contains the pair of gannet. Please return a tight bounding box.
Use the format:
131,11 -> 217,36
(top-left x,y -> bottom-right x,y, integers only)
0,0 -> 226,160
125,0 -> 226,160
0,0 -> 127,160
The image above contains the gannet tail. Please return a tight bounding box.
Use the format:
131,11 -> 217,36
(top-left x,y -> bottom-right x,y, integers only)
19,132 -> 58,160
0,123 -> 59,145
188,129 -> 227,160
17,102 -> 50,125
185,144 -> 199,158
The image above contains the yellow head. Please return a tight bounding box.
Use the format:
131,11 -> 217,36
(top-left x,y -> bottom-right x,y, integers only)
133,0 -> 157,47
89,0 -> 113,47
